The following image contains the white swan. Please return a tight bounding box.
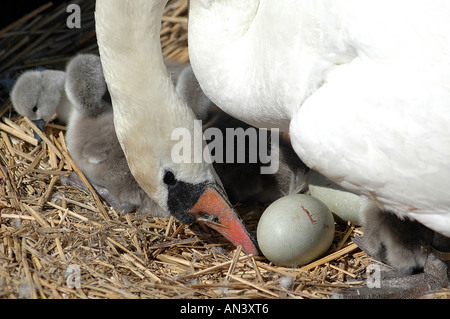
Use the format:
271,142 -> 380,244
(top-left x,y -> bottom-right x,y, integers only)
188,1 -> 450,237
95,0 -> 450,296
95,0 -> 259,255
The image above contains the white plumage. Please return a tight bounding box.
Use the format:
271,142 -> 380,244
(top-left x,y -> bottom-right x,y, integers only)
188,0 -> 450,237
94,0 -> 450,263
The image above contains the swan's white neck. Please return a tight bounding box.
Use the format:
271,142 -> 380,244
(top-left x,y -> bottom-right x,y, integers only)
95,0 -> 209,199
96,0 -> 176,121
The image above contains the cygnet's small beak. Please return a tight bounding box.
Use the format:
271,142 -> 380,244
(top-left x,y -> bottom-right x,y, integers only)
188,184 -> 260,255
31,119 -> 46,143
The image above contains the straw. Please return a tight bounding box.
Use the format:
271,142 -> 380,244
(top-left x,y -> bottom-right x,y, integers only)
1,0 -> 447,300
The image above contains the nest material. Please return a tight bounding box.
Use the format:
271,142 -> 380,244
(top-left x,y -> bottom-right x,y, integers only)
0,0 -> 448,299
0,114 -> 371,299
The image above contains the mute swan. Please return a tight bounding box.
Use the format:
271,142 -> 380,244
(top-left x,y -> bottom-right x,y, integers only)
10,69 -> 73,141
95,0 -> 261,255
188,0 -> 450,295
96,0 -> 449,295
188,0 -> 450,234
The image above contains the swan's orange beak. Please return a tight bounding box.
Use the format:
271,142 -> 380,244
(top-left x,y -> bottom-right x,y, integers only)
189,185 -> 259,255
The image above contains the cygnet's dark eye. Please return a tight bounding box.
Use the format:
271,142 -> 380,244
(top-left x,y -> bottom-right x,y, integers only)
163,171 -> 177,186
32,106 -> 38,113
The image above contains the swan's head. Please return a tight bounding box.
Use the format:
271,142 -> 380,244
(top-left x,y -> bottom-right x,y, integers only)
65,54 -> 111,117
95,0 -> 259,255
113,98 -> 259,255
10,70 -> 66,137
161,167 -> 259,253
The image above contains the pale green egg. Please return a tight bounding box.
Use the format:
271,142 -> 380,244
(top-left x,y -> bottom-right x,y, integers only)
307,170 -> 362,225
257,194 -> 335,267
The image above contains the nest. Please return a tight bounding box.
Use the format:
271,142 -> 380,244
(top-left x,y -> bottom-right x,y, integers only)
0,1 -> 448,299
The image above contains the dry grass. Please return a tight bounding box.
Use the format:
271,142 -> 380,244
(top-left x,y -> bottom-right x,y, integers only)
0,118 -> 367,299
0,0 -> 448,299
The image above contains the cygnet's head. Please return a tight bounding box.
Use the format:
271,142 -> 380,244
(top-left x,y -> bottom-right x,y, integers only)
65,54 -> 110,117
10,70 -> 66,128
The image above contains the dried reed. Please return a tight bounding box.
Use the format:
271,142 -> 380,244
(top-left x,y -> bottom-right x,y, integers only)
0,0 -> 448,299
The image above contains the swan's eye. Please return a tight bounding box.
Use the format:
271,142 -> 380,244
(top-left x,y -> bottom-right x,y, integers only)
163,171 -> 176,186
32,106 -> 38,113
